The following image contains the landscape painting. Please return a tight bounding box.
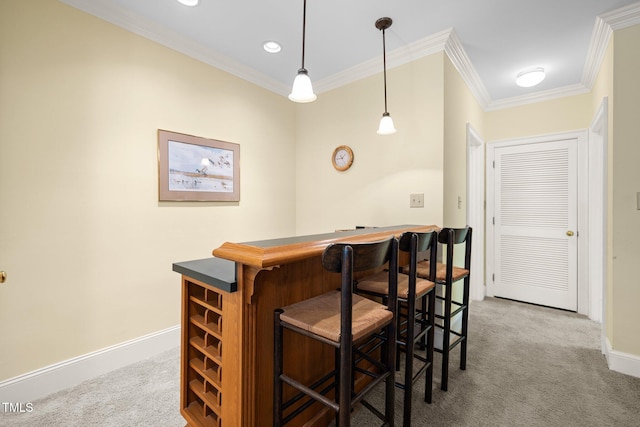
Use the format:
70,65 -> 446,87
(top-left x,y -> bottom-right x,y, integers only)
158,130 -> 240,202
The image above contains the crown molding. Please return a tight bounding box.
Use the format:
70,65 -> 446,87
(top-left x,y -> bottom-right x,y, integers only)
581,2 -> 640,90
601,1 -> 640,30
58,0 -> 290,96
59,0 -> 640,111
444,29 -> 491,111
581,16 -> 613,88
314,28 -> 451,94
487,84 -> 591,111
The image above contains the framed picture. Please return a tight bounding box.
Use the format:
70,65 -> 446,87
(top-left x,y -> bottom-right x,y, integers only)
158,130 -> 240,202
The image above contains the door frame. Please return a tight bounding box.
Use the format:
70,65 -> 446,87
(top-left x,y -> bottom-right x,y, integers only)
466,123 -> 485,301
588,98 -> 608,325
485,130 -> 590,316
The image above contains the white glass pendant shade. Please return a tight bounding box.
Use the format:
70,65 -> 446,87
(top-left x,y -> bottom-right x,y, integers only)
516,67 -> 545,87
288,69 -> 317,103
377,112 -> 396,135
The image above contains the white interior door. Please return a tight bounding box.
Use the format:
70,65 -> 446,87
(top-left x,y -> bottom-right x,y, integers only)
493,138 -> 578,311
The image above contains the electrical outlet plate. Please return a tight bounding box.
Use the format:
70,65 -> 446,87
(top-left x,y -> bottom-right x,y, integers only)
410,193 -> 424,208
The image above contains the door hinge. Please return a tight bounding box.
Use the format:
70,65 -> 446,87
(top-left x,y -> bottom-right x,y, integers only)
492,273 -> 495,282
493,160 -> 495,168
492,216 -> 495,225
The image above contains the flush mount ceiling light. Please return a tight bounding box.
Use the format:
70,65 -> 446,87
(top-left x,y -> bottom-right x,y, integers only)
376,17 -> 396,135
516,67 -> 546,87
263,41 -> 282,54
177,0 -> 198,6
289,0 -> 316,103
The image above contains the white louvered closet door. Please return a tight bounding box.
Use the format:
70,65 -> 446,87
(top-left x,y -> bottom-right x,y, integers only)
493,138 -> 578,311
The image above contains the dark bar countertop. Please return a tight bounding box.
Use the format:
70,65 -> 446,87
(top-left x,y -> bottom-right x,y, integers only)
174,225 -> 437,293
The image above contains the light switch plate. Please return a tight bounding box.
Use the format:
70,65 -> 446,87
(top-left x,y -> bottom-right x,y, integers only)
410,193 -> 424,208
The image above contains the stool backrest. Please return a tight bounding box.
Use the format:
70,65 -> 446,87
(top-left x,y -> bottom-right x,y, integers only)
400,230 -> 437,281
322,237 -> 399,345
399,230 -> 437,254
322,237 -> 398,274
439,226 -> 472,270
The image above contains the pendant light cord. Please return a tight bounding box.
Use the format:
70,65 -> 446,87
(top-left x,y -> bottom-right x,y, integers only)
382,27 -> 388,114
301,0 -> 307,70
375,17 -> 395,134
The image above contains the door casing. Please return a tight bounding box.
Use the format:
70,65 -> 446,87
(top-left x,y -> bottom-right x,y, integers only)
467,123 -> 485,302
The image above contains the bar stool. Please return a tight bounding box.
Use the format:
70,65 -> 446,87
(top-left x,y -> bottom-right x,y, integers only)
274,237 -> 398,427
408,226 -> 472,392
355,231 -> 437,427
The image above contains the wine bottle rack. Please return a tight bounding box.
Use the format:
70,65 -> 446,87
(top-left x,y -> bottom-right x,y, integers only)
182,279 -> 225,427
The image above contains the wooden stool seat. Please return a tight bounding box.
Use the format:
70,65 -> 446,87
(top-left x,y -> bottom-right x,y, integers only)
357,271 -> 435,299
408,261 -> 469,282
279,290 -> 393,343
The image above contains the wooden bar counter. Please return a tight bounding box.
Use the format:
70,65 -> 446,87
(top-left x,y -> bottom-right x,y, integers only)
173,225 -> 437,427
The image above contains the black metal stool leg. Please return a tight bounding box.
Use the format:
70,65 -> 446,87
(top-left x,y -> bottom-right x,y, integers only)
339,334 -> 352,426
395,301 -> 402,371
441,283 -> 452,392
385,318 -> 396,426
425,289 -> 435,403
460,276 -> 470,371
403,296 -> 416,427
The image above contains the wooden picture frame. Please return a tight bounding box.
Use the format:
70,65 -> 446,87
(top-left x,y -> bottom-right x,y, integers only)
158,130 -> 240,202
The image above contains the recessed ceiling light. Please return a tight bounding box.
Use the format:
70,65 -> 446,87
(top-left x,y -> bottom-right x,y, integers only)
516,67 -> 546,87
263,41 -> 282,54
177,0 -> 198,6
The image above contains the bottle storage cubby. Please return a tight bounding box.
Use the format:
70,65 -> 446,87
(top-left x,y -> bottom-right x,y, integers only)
183,279 -> 225,427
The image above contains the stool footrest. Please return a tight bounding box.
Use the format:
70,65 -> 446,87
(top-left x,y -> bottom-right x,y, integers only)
434,303 -> 466,320
280,373 -> 339,416
434,334 -> 466,353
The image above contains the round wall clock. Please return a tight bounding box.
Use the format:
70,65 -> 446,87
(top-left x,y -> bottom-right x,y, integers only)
332,145 -> 354,171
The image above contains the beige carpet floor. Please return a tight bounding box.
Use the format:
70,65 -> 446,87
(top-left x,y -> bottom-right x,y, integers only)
3,297 -> 640,426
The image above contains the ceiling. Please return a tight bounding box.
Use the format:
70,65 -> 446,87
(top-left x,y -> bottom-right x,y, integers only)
60,0 -> 640,110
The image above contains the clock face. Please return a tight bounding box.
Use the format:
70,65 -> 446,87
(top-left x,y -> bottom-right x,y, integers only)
332,145 -> 353,171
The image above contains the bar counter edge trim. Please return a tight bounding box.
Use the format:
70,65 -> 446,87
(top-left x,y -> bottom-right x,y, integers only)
212,225 -> 438,268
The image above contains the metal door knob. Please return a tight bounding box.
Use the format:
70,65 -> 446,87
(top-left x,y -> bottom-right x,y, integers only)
0,271 -> 6,283
566,231 -> 574,237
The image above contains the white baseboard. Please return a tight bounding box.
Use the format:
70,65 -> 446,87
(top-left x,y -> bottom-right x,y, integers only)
0,325 -> 180,403
602,336 -> 640,379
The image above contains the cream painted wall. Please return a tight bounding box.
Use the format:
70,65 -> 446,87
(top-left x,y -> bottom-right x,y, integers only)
611,25 -> 640,355
485,93 -> 592,142
294,55 -> 445,235
440,55 -> 486,304
0,0 -> 296,380
443,56 -> 485,228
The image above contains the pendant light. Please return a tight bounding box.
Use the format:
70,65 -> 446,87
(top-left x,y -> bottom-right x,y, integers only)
289,0 -> 317,103
376,17 -> 396,135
